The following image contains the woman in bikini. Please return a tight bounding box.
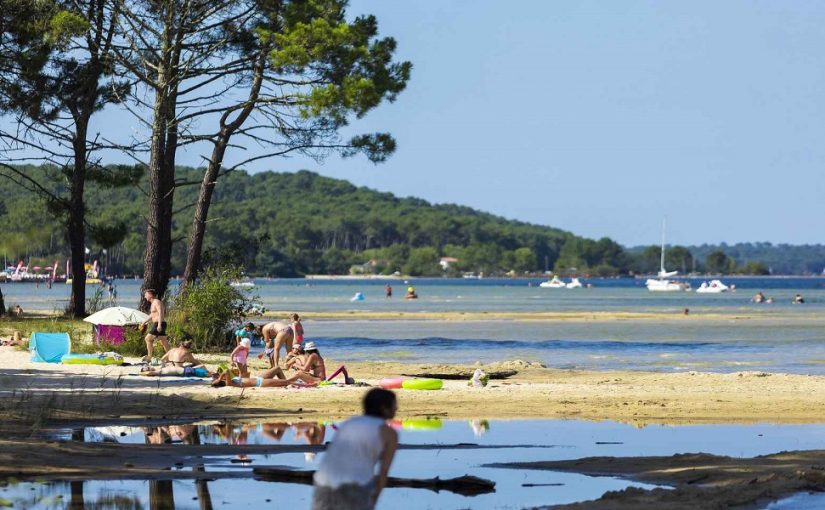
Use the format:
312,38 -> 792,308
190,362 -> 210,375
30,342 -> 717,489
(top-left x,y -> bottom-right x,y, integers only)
258,320 -> 294,368
300,342 -> 353,384
211,370 -> 318,388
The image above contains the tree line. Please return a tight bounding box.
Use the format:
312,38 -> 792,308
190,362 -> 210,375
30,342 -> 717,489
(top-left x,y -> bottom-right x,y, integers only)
1,166 -> 799,278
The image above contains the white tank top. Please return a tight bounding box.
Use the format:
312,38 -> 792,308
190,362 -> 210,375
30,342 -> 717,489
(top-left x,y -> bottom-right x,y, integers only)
313,415 -> 386,488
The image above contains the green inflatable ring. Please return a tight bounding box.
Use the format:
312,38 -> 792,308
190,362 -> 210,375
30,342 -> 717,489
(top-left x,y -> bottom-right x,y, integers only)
401,378 -> 443,390
61,353 -> 123,366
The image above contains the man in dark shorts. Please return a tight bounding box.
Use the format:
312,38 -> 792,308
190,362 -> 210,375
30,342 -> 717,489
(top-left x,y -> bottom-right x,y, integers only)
140,289 -> 171,362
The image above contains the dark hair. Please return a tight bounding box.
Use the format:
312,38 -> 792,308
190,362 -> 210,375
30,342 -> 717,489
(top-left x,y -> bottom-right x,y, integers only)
145,289 -> 157,296
181,340 -> 193,350
245,322 -> 255,329
363,388 -> 397,418
290,313 -> 301,322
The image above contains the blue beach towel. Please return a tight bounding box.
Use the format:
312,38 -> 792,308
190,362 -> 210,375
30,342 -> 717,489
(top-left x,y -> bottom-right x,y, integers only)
30,332 -> 71,363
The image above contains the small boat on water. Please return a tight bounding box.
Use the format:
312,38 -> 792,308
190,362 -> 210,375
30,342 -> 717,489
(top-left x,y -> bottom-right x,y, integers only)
646,278 -> 690,292
566,277 -> 584,289
230,277 -> 255,288
539,276 -> 567,288
695,279 -> 729,294
646,219 -> 690,292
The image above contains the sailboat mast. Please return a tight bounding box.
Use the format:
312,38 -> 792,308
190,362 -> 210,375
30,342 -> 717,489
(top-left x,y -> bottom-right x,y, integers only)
660,218 -> 666,273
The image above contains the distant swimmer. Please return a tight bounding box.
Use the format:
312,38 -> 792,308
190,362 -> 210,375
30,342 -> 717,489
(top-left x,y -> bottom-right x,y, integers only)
793,294 -> 805,304
385,284 -> 392,298
752,292 -> 765,304
404,286 -> 418,299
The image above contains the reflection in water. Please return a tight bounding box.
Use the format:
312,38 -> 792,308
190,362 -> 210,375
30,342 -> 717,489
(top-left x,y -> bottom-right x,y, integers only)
69,481 -> 84,509
470,419 -> 491,437
149,480 -> 175,510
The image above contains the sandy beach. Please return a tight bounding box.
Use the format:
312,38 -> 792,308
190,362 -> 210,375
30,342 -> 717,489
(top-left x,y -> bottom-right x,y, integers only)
3,344 -> 825,425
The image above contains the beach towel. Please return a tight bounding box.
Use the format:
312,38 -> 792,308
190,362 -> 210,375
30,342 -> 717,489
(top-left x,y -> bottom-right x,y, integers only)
30,332 -> 71,363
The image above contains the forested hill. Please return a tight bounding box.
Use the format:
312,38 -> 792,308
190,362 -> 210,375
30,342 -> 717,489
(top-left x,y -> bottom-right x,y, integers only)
0,166 -> 618,276
2,166 -> 820,276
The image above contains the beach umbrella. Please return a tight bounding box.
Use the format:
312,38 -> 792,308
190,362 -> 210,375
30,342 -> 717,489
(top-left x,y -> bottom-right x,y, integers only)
84,306 -> 149,326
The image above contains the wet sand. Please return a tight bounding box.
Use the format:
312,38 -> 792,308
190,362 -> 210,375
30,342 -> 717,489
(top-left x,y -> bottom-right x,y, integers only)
492,450 -> 825,509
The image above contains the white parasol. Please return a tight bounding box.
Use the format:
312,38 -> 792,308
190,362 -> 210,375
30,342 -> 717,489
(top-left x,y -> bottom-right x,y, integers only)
84,306 -> 149,326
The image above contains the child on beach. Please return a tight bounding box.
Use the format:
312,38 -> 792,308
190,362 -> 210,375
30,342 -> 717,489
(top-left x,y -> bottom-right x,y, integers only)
230,337 -> 251,377
235,322 -> 255,345
291,313 -> 304,345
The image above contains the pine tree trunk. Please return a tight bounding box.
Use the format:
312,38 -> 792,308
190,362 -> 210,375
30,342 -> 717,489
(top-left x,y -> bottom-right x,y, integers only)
141,67 -> 179,309
67,123 -> 88,318
181,144 -> 227,286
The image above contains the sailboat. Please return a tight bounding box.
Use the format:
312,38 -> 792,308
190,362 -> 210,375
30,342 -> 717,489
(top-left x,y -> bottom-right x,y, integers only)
645,219 -> 690,292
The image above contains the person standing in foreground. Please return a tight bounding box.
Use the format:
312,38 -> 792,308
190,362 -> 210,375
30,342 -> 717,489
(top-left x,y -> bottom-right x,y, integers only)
140,289 -> 171,361
312,389 -> 399,510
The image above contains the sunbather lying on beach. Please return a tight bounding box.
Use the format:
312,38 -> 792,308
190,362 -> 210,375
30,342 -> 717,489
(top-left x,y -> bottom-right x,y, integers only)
140,364 -> 210,377
210,370 -> 318,388
0,331 -> 23,347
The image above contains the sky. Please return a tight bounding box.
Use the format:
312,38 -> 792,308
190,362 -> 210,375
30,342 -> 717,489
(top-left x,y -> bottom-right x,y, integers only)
13,0 -> 825,246
277,0 -> 825,246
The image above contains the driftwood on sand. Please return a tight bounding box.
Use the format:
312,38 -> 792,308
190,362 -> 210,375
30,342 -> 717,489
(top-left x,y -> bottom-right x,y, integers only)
401,370 -> 518,380
253,467 -> 496,496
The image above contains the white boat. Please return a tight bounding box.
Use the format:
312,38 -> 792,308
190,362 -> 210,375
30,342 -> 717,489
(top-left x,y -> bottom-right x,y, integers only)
566,278 -> 584,289
540,276 -> 566,288
646,278 -> 690,292
230,278 -> 255,288
646,219 -> 690,292
695,279 -> 729,294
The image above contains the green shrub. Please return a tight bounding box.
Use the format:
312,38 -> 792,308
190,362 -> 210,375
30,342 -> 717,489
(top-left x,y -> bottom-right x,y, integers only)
168,266 -> 259,352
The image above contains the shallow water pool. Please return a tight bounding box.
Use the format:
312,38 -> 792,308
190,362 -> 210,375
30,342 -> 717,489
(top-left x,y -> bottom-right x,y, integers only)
14,418 -> 825,509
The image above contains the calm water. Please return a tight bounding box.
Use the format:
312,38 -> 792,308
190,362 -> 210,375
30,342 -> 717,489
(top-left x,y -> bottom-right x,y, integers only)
8,418 -> 825,509
6,277 -> 825,374
6,277 -> 825,314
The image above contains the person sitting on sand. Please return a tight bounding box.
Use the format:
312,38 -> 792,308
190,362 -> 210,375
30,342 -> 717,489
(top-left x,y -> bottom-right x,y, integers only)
285,343 -> 306,371
312,388 -> 399,510
259,320 -> 294,367
299,342 -> 353,384
139,340 -> 210,377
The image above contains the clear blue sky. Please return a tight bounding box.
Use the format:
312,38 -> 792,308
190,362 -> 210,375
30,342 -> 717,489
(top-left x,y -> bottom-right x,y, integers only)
267,0 -> 825,245
96,1 -> 825,245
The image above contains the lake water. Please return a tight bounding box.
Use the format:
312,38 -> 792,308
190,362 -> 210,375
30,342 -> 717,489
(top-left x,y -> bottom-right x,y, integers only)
8,418 -> 825,509
6,277 -> 825,375
6,276 -> 825,315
